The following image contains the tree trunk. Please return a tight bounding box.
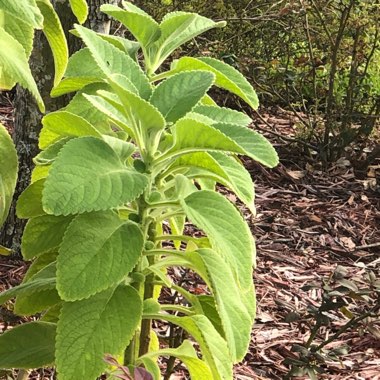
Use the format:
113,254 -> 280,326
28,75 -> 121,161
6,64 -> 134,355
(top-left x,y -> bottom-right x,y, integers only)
0,0 -> 112,255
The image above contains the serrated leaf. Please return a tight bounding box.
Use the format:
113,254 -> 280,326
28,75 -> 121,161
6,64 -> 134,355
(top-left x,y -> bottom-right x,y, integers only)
21,215 -> 73,259
51,77 -> 100,97
146,314 -> 231,380
98,34 -> 140,59
212,122 -> 279,168
0,123 -> 18,227
69,0 -> 88,24
37,0 -> 68,87
16,179 -> 45,219
150,71 -> 215,123
181,190 -> 254,290
0,27 -> 44,111
75,24 -> 152,99
102,135 -> 135,161
171,57 -> 258,109
57,211 -> 143,301
34,137 -> 72,166
148,12 -> 226,73
39,111 -> 101,149
100,4 -> 160,48
0,0 -> 43,28
42,137 -> 148,215
193,105 -> 251,127
56,285 -> 142,380
0,322 -> 56,369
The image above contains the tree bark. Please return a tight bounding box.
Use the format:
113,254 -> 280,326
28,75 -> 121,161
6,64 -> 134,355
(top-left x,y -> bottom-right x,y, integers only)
0,0 -> 112,255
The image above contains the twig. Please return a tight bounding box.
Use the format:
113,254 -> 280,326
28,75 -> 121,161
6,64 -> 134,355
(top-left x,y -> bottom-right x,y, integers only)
355,242 -> 380,251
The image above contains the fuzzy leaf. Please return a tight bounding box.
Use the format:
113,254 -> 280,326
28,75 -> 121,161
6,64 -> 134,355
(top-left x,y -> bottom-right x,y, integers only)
56,285 -> 142,380
21,215 -> 73,259
57,211 -> 143,301
193,105 -> 251,127
0,322 -> 56,369
181,190 -> 254,290
0,0 -> 43,28
0,123 -> 18,227
69,0 -> 88,24
42,137 -> 148,215
150,71 -> 215,123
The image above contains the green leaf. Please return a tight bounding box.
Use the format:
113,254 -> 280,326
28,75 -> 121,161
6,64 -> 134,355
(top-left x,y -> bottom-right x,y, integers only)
0,322 -> 56,369
181,190 -> 254,290
102,135 -> 135,161
42,137 -> 148,215
212,122 -> 279,168
51,76 -> 99,97
0,0 -> 43,28
23,251 -> 58,282
139,340 -> 213,379
21,215 -> 73,259
69,0 -> 88,24
75,24 -> 152,99
98,35 -> 140,59
16,179 -> 45,219
193,105 -> 252,127
0,11 -> 34,58
56,285 -> 142,380
0,27 -> 44,111
150,71 -> 215,123
39,111 -> 101,149
37,0 -> 68,87
57,211 -> 143,301
146,314 -> 232,380
171,57 -> 258,109
0,123 -> 18,227
100,4 -> 160,48
148,12 -> 226,73
168,118 -> 245,158
34,137 -> 72,166
209,152 -> 255,214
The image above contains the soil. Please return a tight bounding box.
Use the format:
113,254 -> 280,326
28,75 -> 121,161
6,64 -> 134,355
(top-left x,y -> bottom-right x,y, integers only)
0,94 -> 379,379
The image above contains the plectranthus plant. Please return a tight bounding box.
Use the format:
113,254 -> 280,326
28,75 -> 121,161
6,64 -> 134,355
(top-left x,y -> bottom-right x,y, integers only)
0,2 -> 279,379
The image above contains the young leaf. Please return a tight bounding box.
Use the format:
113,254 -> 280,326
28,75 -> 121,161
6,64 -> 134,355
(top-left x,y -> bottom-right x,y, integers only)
0,322 -> 56,369
69,0 -> 88,24
212,122 -> 279,168
39,111 -> 101,150
75,24 -> 152,99
100,3 -> 160,48
56,285 -> 142,380
149,71 -> 215,123
171,57 -> 259,109
21,215 -> 74,259
0,123 -> 18,227
181,190 -> 254,290
57,211 -> 143,301
42,137 -> 148,215
37,0 -> 68,87
0,27 -> 44,111
193,105 -> 252,127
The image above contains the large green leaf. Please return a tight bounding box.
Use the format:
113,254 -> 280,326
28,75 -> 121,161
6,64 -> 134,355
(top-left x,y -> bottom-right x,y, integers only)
0,10 -> 34,58
146,314 -> 232,380
0,27 -> 44,111
42,137 -> 148,215
56,285 -> 142,380
148,12 -> 226,73
0,322 -> 56,369
0,0 -> 43,28
149,71 -> 215,123
75,24 -> 152,99
193,105 -> 252,127
21,215 -> 73,259
0,123 -> 18,228
37,0 -> 68,87
212,122 -> 279,168
181,190 -> 254,290
100,3 -> 160,48
139,340 -> 213,379
171,57 -> 259,109
39,111 -> 101,149
69,0 -> 88,24
57,211 -> 143,301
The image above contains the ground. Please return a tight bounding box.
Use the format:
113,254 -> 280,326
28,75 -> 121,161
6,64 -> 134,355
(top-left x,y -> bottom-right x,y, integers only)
0,95 -> 379,379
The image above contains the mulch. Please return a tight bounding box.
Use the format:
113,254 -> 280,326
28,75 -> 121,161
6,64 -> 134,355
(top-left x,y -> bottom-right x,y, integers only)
0,95 -> 379,379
